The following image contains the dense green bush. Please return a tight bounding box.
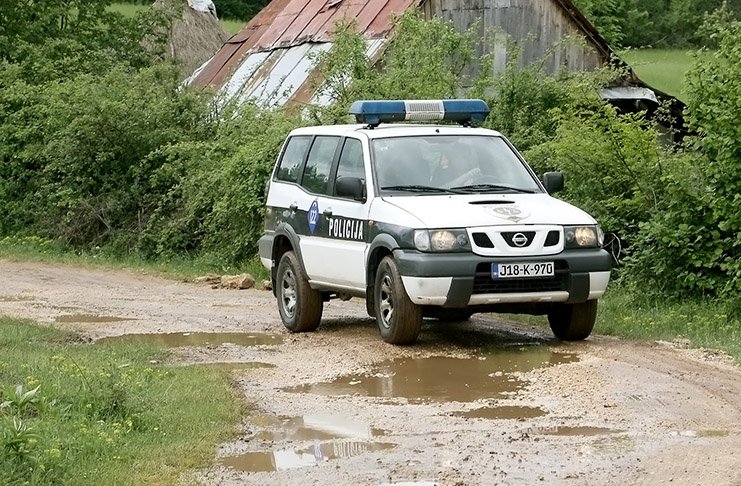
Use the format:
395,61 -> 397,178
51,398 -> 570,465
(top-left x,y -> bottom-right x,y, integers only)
0,0 -> 168,83
0,65 -> 210,249
138,104 -> 303,264
625,20 -> 741,298
573,0 -> 741,47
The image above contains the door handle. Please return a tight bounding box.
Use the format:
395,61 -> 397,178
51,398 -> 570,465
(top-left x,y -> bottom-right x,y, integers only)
323,209 -> 333,217
289,203 -> 298,212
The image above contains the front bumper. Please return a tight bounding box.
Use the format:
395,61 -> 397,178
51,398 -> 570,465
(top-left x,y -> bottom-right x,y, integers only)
394,248 -> 611,307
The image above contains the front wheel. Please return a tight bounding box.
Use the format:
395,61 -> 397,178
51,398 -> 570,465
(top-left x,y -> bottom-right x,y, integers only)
276,251 -> 323,332
547,300 -> 597,341
374,256 -> 422,344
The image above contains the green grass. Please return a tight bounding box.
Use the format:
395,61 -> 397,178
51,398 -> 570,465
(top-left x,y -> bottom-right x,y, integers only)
596,287 -> 740,361
0,235 -> 268,282
0,318 -> 243,485
220,18 -> 244,35
507,285 -> 738,363
108,3 -> 243,35
620,48 -> 695,101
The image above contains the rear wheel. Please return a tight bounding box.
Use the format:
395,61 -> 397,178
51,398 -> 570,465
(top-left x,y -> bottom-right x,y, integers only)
374,256 -> 422,344
547,300 -> 597,341
276,251 -> 323,332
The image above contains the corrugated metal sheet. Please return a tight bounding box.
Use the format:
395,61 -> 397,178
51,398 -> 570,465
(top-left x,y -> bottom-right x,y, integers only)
215,40 -> 388,109
191,0 -> 422,91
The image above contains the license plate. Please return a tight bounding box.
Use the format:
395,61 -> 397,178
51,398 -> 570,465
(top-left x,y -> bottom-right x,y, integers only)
491,262 -> 554,279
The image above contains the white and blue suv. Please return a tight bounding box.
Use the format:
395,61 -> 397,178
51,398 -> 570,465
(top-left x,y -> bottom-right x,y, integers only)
259,100 -> 611,344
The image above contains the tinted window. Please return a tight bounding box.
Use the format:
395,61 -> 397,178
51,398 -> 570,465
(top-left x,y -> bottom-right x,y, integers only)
335,138 -> 365,192
276,136 -> 311,183
301,136 -> 340,195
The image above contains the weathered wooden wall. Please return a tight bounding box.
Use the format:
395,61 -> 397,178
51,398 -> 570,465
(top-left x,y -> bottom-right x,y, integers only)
422,0 -> 605,83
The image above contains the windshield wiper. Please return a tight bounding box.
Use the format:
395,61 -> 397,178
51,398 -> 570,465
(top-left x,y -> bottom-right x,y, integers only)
381,185 -> 463,194
451,184 -> 537,194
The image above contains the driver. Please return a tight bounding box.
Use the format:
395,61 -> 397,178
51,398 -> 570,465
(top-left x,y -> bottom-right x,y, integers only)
430,144 -> 480,187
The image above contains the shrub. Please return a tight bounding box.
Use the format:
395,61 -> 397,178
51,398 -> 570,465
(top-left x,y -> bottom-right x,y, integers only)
625,19 -> 741,298
0,65 -> 210,249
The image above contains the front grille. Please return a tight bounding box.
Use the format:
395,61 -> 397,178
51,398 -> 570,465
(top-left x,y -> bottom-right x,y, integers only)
501,231 -> 536,248
472,261 -> 569,294
544,230 -> 560,247
472,232 -> 494,248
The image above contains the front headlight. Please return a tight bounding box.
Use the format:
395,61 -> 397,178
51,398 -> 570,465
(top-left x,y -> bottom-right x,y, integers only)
414,229 -> 471,252
564,225 -> 602,248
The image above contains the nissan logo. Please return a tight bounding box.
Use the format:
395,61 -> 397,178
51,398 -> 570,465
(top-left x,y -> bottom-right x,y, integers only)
512,233 -> 529,247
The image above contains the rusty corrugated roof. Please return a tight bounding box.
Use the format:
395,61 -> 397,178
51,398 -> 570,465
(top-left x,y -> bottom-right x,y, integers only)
192,0 -> 422,89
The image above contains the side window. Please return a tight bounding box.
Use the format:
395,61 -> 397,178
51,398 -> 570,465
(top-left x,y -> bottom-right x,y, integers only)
276,136 -> 311,183
301,136 -> 340,195
335,138 -> 365,191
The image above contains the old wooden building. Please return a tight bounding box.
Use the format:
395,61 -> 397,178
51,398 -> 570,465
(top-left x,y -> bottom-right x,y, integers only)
186,0 -> 671,115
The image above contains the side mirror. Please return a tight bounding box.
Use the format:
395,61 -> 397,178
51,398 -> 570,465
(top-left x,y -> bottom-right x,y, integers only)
542,172 -> 564,194
335,176 -> 366,202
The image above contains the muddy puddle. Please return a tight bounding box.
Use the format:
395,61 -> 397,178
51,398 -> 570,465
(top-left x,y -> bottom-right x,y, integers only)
220,415 -> 393,472
453,405 -> 547,420
95,332 -> 283,348
284,348 -> 578,403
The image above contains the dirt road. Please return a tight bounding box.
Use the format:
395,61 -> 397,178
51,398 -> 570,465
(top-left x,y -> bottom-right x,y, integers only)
1,260 -> 739,485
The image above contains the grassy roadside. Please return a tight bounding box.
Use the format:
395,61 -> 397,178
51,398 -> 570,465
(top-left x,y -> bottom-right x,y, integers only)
620,48 -> 694,101
0,235 -> 268,282
596,287 -> 740,361
0,318 -> 242,485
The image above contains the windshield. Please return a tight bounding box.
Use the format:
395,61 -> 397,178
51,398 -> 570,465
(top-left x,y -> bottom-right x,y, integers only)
371,135 -> 542,194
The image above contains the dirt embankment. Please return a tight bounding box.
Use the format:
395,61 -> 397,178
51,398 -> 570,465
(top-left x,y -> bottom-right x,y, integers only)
1,260 -> 739,486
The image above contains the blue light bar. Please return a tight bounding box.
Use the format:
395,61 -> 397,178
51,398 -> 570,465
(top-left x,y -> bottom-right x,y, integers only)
348,99 -> 490,127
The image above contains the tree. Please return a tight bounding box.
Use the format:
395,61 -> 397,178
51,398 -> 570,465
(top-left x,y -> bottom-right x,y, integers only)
0,0 -> 167,82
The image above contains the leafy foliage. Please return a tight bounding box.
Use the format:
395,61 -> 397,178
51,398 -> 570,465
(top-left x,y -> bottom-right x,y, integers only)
139,104 -> 303,264
0,64 -> 210,249
0,0 -> 169,83
625,19 -> 741,298
309,12 -> 477,123
573,0 -> 741,47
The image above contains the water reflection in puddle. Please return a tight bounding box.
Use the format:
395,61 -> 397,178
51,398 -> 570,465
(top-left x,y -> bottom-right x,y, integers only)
453,406 -> 547,420
220,415 -> 393,472
528,426 -> 622,436
96,332 -> 282,347
285,349 -> 578,403
56,314 -> 135,323
675,429 -> 730,438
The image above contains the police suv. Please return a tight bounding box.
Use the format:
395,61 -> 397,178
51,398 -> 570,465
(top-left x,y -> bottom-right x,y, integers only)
259,100 -> 611,344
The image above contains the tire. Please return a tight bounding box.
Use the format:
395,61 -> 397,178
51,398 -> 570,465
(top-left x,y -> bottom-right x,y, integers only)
374,256 -> 422,344
275,251 -> 323,332
428,308 -> 473,322
547,299 -> 597,341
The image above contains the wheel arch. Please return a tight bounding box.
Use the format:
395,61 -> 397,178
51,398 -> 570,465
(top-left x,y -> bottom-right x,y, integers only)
365,234 -> 398,317
271,224 -> 305,295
